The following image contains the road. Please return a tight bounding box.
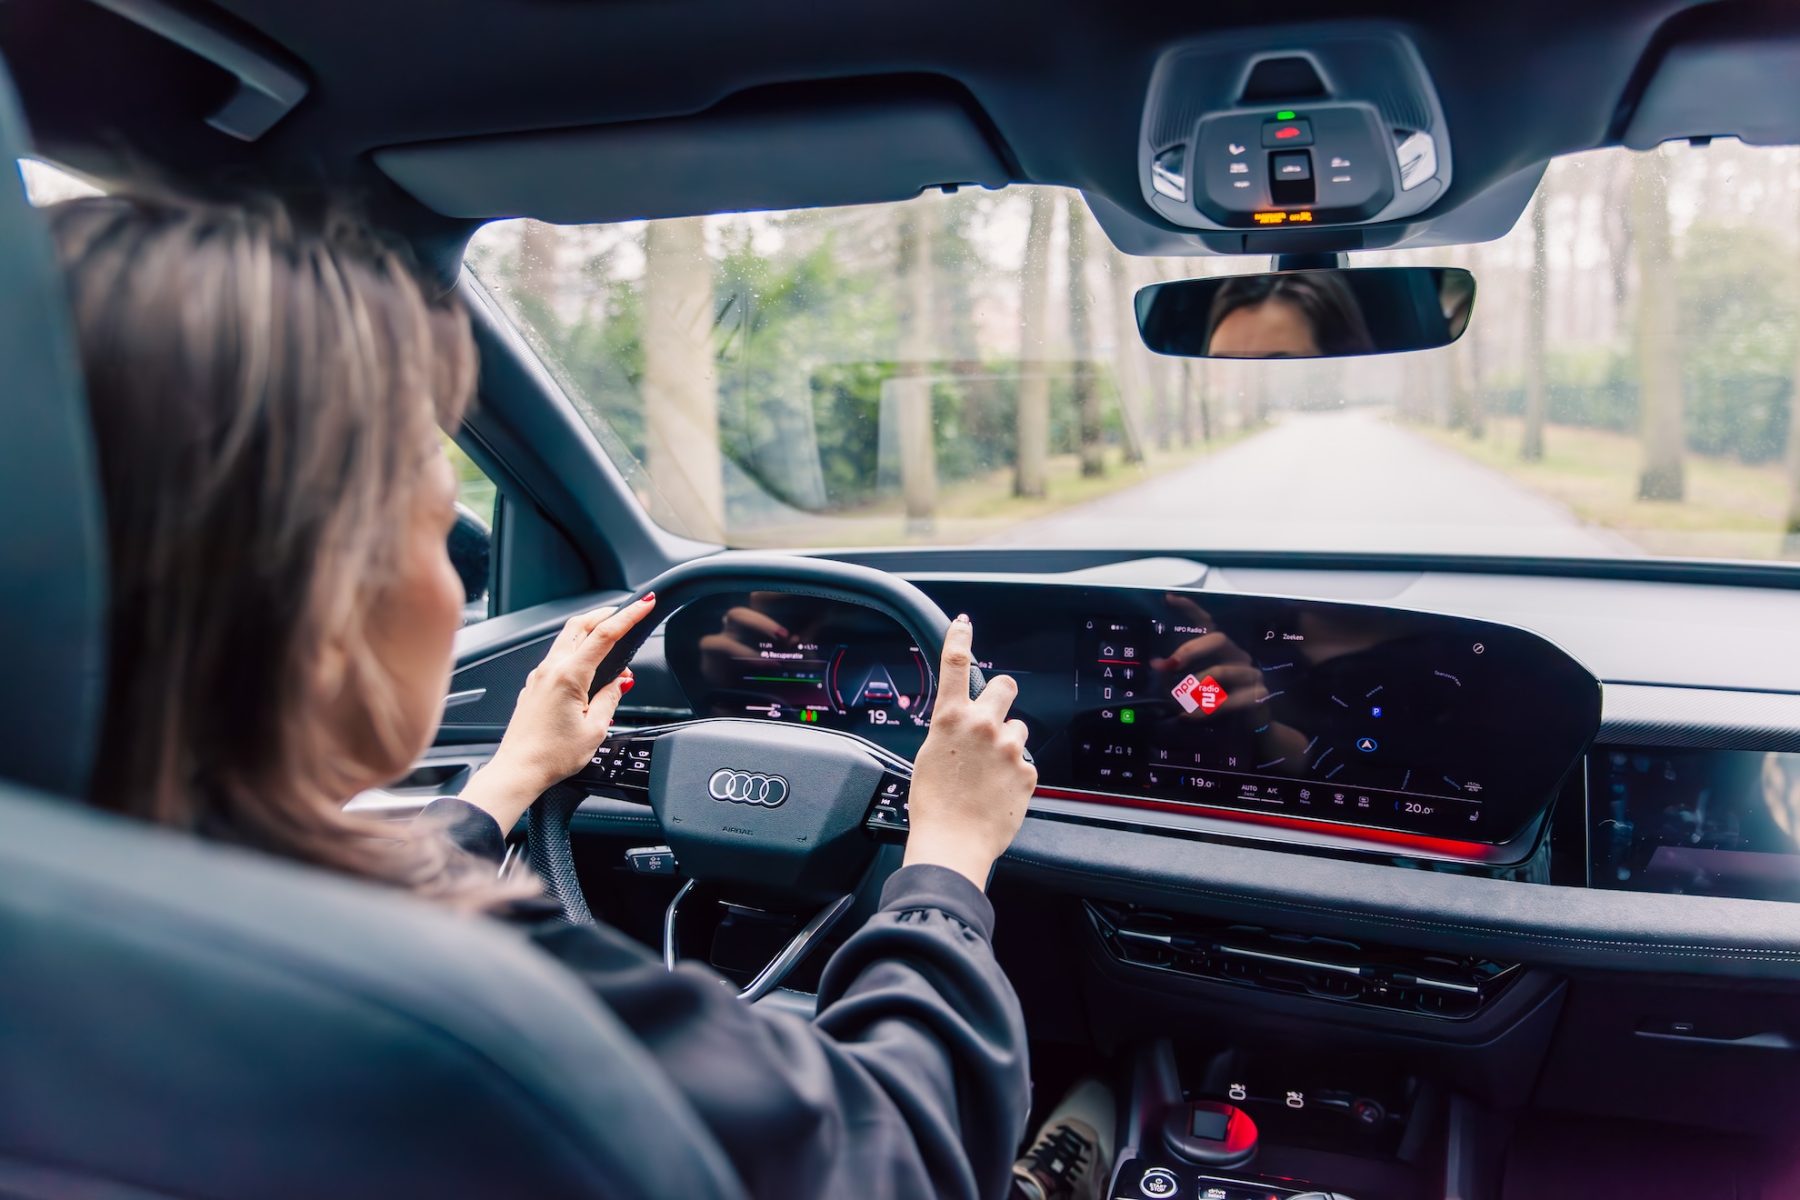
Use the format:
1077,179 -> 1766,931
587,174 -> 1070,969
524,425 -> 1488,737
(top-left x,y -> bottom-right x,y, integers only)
988,409 -> 1635,555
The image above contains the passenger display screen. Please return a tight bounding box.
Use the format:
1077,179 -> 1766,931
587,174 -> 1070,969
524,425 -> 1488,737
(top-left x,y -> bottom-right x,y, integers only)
1589,749 -> 1800,902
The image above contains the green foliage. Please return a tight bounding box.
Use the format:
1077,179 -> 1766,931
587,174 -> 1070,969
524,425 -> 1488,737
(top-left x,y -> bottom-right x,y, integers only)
1676,222 -> 1796,464
713,219 -> 909,509
488,202 -> 1100,515
1480,224 -> 1798,465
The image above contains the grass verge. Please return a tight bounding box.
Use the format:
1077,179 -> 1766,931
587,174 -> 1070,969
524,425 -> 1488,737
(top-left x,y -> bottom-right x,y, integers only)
1415,416 -> 1799,561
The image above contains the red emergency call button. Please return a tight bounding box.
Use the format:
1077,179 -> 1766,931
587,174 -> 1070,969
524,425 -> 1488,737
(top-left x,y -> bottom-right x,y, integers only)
1261,118 -> 1313,147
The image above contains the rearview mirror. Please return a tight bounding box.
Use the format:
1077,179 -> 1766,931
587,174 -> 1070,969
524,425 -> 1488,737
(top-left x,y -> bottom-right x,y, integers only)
1135,266 -> 1475,360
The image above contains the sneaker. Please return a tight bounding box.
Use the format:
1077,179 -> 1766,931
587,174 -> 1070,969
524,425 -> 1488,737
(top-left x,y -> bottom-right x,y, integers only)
1011,1078 -> 1118,1200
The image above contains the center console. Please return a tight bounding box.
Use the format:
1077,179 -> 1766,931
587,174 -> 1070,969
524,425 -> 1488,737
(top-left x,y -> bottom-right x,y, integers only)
1111,1042 -> 1471,1200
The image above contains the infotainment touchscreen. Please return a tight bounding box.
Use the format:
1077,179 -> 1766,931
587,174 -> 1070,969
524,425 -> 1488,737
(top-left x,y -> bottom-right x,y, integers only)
664,582 -> 1601,848
1035,590 -> 1598,844
1589,749 -> 1800,902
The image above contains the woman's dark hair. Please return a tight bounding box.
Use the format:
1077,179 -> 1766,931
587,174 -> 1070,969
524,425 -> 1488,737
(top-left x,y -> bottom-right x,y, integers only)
47,193 -> 530,911
1204,271 -> 1376,357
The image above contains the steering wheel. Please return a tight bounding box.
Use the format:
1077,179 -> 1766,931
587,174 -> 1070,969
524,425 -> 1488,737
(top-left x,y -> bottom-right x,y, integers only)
523,553 -> 986,999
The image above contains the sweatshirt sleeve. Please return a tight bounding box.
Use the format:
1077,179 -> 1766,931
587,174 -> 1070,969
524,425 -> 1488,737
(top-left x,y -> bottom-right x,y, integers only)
416,796 -> 507,863
529,863 -> 1030,1200
416,797 -> 1031,1197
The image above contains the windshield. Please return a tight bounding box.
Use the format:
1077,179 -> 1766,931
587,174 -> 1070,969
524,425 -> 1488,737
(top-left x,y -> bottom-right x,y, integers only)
468,141 -> 1800,562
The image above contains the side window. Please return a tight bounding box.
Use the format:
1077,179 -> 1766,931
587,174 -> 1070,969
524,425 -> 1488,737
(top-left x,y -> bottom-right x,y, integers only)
26,159 -> 509,623
445,438 -> 497,625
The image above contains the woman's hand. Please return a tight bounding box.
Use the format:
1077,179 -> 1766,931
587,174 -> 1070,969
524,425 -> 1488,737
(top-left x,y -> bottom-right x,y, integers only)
902,615 -> 1036,891
459,595 -> 657,832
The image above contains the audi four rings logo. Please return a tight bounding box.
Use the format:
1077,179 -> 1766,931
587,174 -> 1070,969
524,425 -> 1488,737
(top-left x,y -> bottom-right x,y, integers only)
708,768 -> 789,808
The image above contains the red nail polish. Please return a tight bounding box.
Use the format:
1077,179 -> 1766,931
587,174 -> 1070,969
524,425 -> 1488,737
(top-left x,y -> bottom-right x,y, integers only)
619,676 -> 636,694
641,591 -> 656,603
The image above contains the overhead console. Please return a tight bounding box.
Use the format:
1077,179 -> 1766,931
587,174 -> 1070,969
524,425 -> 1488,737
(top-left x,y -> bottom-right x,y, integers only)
1137,28 -> 1451,236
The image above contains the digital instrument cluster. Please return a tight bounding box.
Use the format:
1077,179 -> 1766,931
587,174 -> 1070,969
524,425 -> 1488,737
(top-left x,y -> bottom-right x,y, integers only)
663,594 -> 934,752
662,583 -> 1602,850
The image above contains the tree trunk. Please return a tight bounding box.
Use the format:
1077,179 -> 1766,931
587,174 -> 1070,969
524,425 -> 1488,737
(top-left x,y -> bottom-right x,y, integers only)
1014,190 -> 1056,498
514,219 -> 561,317
1632,151 -> 1685,502
1788,209 -> 1800,548
1604,155 -> 1635,313
1196,360 -> 1214,441
641,218 -> 725,540
1178,359 -> 1197,446
1521,188 -> 1549,461
1237,369 -> 1260,431
895,201 -> 940,531
1461,253 -> 1487,440
1149,358 -> 1175,452
1784,375 -> 1800,545
1068,196 -> 1105,477
1106,243 -> 1149,464
1442,247 -> 1483,437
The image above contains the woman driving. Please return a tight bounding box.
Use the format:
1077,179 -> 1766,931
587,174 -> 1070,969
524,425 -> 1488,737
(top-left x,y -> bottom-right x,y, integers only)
48,192 -> 1067,1199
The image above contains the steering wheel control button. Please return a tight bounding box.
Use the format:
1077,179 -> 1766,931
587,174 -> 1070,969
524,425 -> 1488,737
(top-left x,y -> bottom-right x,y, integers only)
1138,1166 -> 1180,1197
1261,117 -> 1312,147
866,776 -> 912,838
624,845 -> 677,875
580,739 -> 653,791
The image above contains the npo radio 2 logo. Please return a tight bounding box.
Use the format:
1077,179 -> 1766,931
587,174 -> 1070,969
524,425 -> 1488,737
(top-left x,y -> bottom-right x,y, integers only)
707,768 -> 789,808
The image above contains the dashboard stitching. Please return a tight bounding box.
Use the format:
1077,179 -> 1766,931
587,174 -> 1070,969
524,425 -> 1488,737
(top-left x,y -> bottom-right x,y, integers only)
1005,854 -> 1800,961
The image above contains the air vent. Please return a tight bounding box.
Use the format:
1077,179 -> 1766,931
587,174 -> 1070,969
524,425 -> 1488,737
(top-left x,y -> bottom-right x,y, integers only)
1240,56 -> 1328,103
1085,901 -> 1518,1020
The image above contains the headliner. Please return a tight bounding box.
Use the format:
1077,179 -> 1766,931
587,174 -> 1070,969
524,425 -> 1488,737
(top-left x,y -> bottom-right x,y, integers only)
4,0 -> 1794,269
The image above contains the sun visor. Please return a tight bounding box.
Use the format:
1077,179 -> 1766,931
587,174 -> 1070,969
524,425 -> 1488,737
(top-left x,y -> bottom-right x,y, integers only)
375,84 -> 1011,224
1623,16 -> 1800,150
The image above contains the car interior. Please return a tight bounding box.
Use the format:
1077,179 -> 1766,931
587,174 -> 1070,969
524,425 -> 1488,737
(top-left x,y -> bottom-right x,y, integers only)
4,2 -> 1800,1198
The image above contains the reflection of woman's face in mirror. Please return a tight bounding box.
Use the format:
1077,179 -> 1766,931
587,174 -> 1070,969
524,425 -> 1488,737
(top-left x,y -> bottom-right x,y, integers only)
1206,297 -> 1322,358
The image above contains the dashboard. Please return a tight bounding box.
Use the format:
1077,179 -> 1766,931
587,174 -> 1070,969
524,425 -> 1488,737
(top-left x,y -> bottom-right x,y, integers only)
442,557 -> 1800,980
663,582 -> 1601,857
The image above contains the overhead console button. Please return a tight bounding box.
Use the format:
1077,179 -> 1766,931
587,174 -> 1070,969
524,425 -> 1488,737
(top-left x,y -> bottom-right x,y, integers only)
1151,144 -> 1188,201
1261,117 -> 1313,147
1395,129 -> 1438,190
1197,114 -> 1270,213
1271,151 -> 1312,181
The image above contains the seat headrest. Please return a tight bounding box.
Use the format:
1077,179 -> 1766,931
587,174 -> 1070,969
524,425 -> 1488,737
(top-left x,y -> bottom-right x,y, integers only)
0,59 -> 108,796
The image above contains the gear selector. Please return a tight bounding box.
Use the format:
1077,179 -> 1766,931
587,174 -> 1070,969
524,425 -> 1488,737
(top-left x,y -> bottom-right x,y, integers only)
1163,1100 -> 1258,1168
